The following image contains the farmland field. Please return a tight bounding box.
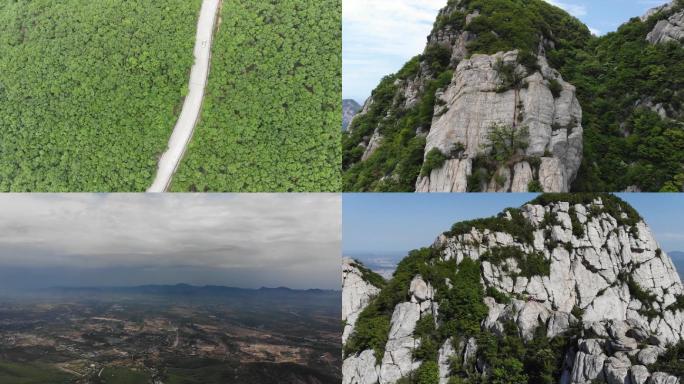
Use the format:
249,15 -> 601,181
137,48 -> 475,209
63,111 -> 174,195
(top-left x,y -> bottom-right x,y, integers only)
0,0 -> 201,191
171,0 -> 342,192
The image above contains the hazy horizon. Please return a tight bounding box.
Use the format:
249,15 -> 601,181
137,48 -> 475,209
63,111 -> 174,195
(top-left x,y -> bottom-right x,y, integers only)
0,194 -> 341,291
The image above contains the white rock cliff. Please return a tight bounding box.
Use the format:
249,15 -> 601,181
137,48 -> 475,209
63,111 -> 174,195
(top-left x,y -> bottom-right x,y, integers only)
343,196 -> 684,384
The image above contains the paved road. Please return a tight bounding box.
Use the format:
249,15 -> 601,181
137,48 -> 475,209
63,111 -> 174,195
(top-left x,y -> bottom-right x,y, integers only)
148,0 -> 220,192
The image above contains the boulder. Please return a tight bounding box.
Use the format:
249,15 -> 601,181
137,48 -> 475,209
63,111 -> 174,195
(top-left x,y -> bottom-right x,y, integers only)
646,9 -> 684,45
649,372 -> 680,384
630,365 -> 650,384
343,350 -> 380,384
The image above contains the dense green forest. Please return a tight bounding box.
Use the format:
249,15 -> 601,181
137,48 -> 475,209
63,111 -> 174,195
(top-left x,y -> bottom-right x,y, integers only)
559,3 -> 684,192
171,0 -> 341,192
0,0 -> 201,191
343,0 -> 684,192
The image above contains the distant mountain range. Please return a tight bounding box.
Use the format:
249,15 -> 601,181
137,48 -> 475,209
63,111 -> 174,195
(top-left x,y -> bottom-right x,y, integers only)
47,283 -> 339,296
342,99 -> 361,131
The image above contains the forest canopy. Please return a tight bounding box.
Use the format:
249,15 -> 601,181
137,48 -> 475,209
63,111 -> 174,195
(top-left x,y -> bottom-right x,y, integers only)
171,0 -> 342,192
0,0 -> 201,191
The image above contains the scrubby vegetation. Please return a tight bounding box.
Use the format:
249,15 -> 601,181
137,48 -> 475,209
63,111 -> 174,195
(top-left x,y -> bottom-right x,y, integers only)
0,0 -> 202,191
649,341 -> 684,377
446,207 -> 535,245
481,246 -> 551,278
457,0 -> 590,66
557,1 -> 684,192
475,323 -> 579,384
421,148 -> 448,177
530,193 -> 643,228
350,259 -> 387,289
172,0 -> 341,192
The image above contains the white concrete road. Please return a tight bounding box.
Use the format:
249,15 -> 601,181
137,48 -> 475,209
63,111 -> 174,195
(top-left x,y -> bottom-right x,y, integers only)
148,0 -> 220,192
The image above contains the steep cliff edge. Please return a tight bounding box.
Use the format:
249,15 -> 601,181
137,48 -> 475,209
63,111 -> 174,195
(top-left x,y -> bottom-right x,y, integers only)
343,194 -> 684,384
344,258 -> 385,345
416,51 -> 582,192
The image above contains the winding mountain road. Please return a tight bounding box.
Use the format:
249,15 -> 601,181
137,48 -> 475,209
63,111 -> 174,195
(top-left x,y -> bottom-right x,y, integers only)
148,0 -> 220,192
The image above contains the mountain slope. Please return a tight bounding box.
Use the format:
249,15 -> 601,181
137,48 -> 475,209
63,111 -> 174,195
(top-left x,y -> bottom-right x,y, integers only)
342,194 -> 684,384
344,99 -> 362,131
343,0 -> 684,193
561,1 -> 684,192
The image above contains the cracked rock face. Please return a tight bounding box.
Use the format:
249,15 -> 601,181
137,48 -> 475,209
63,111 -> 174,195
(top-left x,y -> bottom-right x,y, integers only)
416,51 -> 583,193
343,258 -> 381,345
343,197 -> 684,384
646,5 -> 684,45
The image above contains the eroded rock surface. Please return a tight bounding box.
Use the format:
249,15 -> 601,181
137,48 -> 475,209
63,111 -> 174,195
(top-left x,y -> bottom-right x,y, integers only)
343,196 -> 684,384
343,258 -> 381,344
646,3 -> 684,45
416,51 -> 582,192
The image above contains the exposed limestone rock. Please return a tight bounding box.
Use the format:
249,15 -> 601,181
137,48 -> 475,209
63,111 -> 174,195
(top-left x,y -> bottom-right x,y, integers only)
571,350 -> 606,383
343,258 -> 381,344
630,365 -> 650,384
343,197 -> 684,384
362,129 -> 383,161
379,302 -> 421,383
410,275 -> 434,302
649,372 -> 681,384
463,337 -> 478,365
647,8 -> 684,45
343,99 -> 362,131
511,161 -> 534,192
539,157 -> 568,192
637,346 -> 666,365
417,51 -> 583,192
641,2 -> 676,22
416,159 -> 471,193
438,339 -> 456,384
548,312 -> 578,338
343,350 -> 380,384
604,355 -> 632,384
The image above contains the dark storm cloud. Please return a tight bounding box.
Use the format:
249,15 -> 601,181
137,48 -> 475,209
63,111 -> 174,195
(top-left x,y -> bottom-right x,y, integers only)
0,194 -> 340,290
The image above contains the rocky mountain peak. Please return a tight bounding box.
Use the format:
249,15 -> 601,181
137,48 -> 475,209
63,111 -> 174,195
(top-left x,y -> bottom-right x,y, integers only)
343,194 -> 684,384
343,0 -> 591,193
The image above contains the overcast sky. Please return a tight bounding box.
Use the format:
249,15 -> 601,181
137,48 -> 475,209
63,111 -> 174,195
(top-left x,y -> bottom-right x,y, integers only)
0,194 -> 340,291
343,0 -> 672,102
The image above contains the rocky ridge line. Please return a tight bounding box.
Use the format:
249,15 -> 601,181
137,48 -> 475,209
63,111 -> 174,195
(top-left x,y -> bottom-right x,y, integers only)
343,195 -> 684,384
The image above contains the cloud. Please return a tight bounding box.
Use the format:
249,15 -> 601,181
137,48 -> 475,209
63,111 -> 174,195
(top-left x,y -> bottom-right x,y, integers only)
543,0 -> 587,17
588,27 -> 602,35
0,194 -> 341,289
343,0 -> 444,101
